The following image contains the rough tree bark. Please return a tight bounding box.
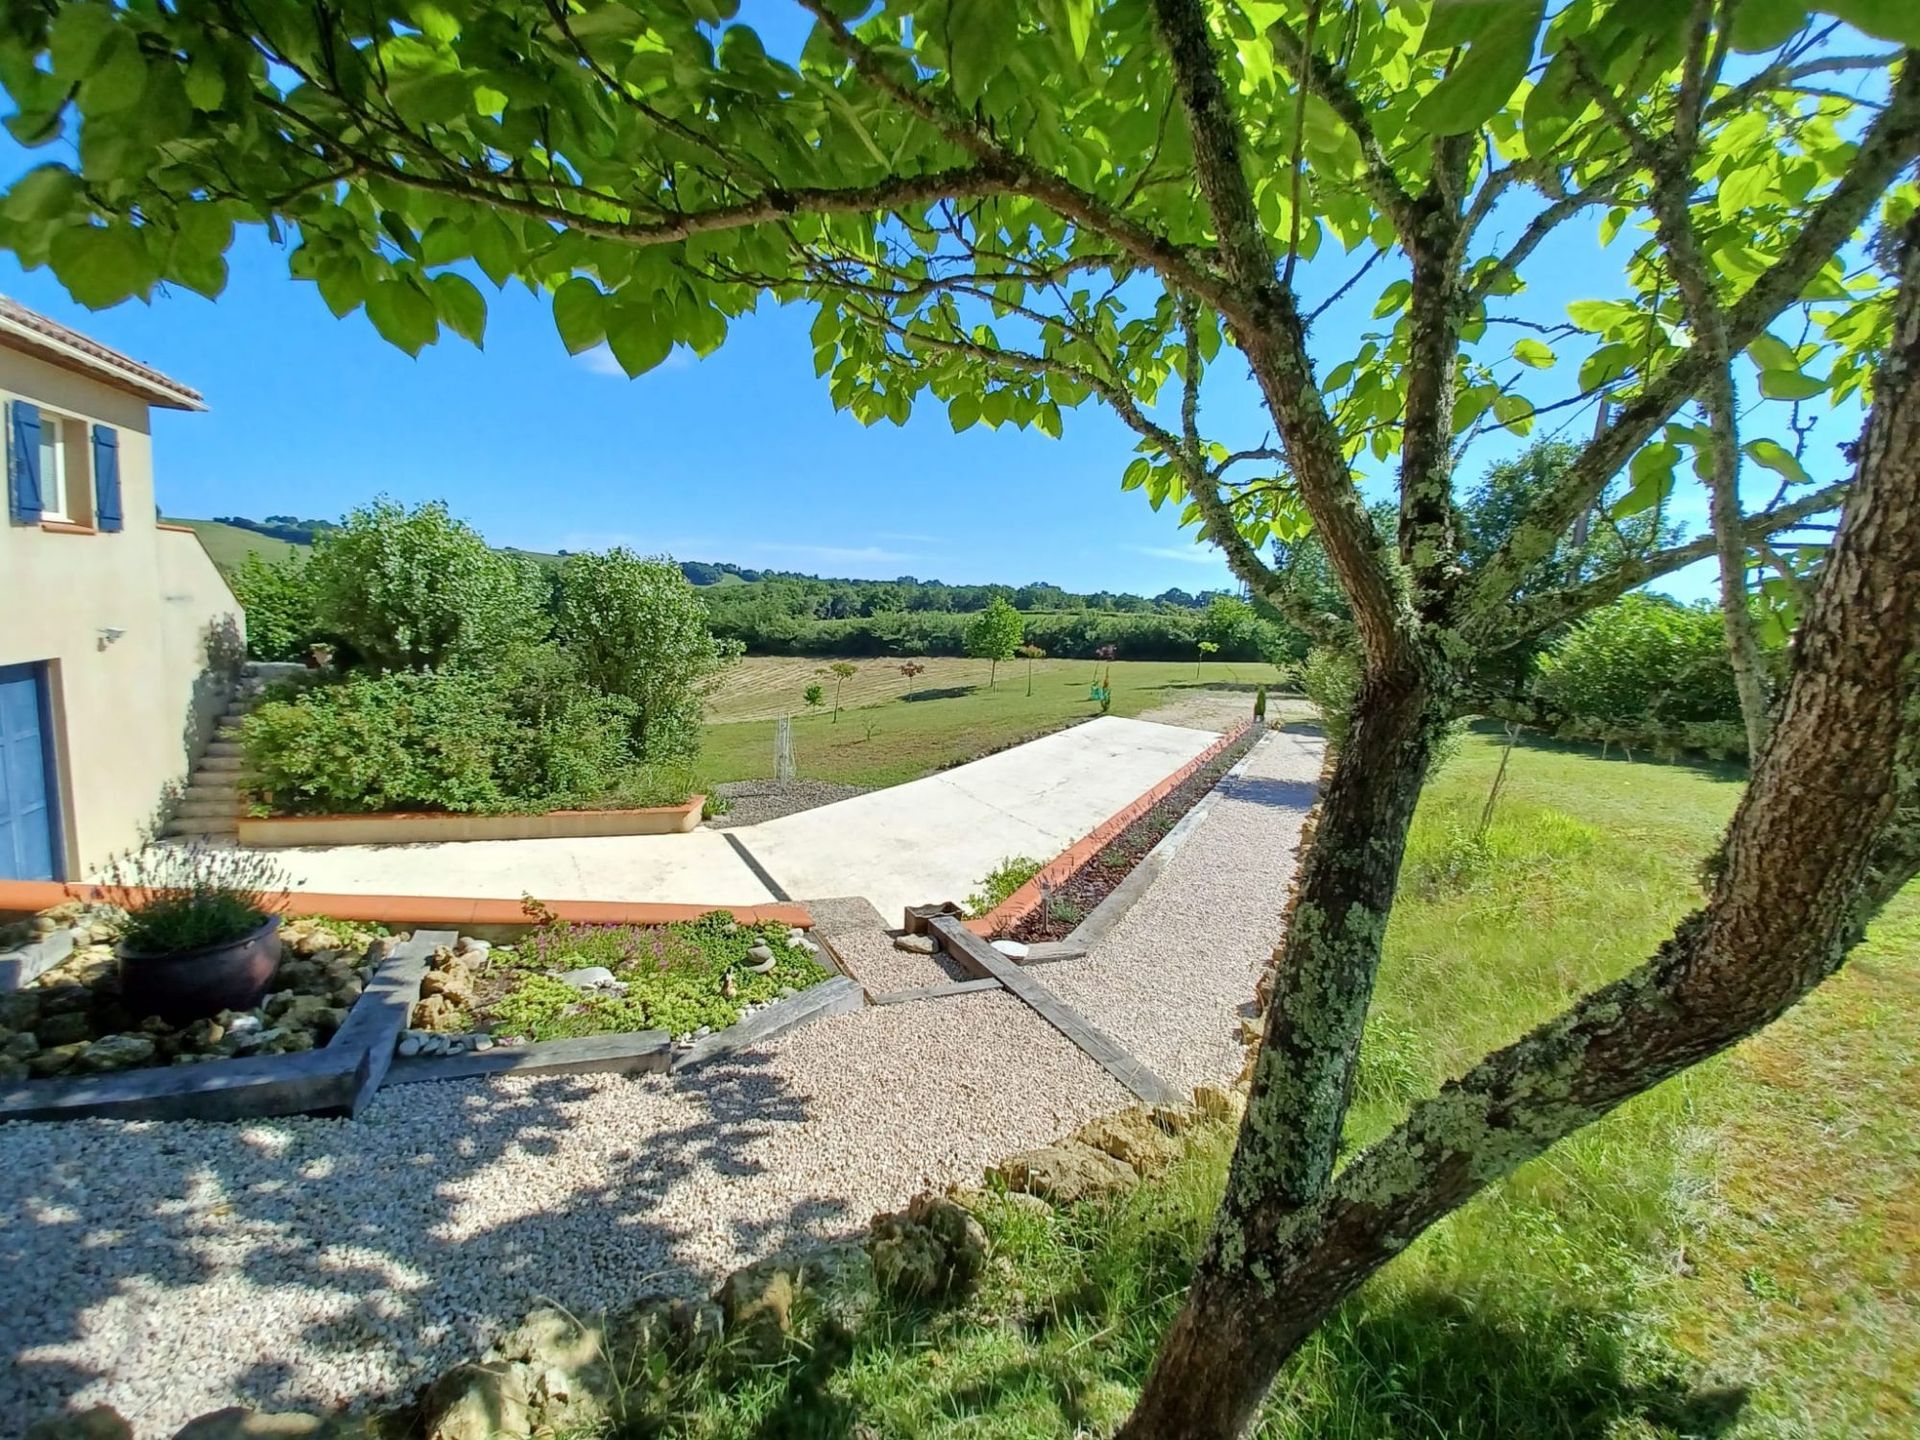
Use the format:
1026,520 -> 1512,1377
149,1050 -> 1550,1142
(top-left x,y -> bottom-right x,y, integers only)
1119,210 -> 1920,1440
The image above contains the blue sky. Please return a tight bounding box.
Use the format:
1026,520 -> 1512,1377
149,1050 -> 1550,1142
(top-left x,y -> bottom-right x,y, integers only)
0,6 -> 1869,601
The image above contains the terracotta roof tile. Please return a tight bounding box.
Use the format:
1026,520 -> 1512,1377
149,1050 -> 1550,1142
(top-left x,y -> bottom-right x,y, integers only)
0,295 -> 205,410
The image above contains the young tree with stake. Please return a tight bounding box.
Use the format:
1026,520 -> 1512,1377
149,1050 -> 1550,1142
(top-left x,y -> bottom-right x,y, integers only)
5,4 -> 1916,1435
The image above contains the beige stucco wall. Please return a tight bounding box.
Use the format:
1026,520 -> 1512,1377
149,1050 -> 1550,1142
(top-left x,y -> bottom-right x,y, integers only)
0,347 -> 242,878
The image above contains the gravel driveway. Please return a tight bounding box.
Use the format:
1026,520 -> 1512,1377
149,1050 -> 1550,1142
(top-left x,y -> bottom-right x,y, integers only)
0,731 -> 1322,1438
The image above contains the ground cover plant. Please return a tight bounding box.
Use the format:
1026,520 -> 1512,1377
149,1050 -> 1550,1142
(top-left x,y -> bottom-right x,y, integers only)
570,736 -> 1917,1439
458,910 -> 826,1043
13,3 -> 1917,1433
999,728 -> 1263,942
963,855 -> 1046,919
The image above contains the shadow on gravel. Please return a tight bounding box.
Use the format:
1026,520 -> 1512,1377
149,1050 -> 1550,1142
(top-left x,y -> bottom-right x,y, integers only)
0,1047 -> 850,1431
1217,774 -> 1320,813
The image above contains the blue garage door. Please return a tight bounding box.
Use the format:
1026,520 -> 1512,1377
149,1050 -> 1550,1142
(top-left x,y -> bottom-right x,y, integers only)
0,662 -> 60,881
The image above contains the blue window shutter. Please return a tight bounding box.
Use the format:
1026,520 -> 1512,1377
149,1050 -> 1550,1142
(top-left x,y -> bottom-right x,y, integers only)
91,425 -> 122,533
8,401 -> 41,524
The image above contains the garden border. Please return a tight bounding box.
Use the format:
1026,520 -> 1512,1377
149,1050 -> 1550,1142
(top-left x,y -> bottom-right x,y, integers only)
235,795 -> 704,846
0,929 -> 453,1124
0,879 -> 811,936
962,721 -> 1255,937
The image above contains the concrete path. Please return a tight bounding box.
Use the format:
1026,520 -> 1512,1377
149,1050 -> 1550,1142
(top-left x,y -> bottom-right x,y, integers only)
246,717 -> 1219,925
738,716 -> 1219,924
261,829 -> 777,908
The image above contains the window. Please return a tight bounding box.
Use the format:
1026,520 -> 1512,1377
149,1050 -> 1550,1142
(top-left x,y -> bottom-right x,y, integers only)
37,408 -> 67,521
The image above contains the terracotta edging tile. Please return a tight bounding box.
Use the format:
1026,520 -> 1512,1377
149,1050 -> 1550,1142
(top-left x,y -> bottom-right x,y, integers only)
970,722 -> 1254,936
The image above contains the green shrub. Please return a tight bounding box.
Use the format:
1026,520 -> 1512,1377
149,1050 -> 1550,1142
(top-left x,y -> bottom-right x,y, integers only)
102,842 -> 289,955
965,855 -> 1046,917
554,548 -> 740,761
1300,645 -> 1361,748
239,648 -> 668,815
230,550 -> 320,662
1533,595 -> 1749,730
306,498 -> 547,672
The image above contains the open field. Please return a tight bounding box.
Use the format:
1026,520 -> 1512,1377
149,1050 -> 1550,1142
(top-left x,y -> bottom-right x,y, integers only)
699,656 -> 1297,789
165,517 -> 303,570
649,730 -> 1918,1436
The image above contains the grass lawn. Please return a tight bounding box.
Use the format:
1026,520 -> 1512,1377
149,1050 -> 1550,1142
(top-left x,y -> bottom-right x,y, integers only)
167,517 -> 303,571
622,728 -> 1916,1437
699,656 -> 1292,788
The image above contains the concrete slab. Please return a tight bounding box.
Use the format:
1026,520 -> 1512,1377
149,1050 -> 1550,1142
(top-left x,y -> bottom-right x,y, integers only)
737,716 -> 1218,923
261,829 -> 776,908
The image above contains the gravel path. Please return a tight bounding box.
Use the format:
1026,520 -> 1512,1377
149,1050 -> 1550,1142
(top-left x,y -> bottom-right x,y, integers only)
704,779 -> 871,829
0,995 -> 1123,1436
0,732 -> 1323,1437
1043,728 -> 1324,1092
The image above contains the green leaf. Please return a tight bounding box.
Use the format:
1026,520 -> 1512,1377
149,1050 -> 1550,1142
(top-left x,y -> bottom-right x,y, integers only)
1758,368 -> 1827,401
49,6 -> 118,80
184,52 -> 226,112
48,223 -> 154,308
432,272 -> 487,347
78,31 -> 147,115
1745,334 -> 1800,373
1818,1 -> 1920,46
314,257 -> 366,318
1410,1 -> 1545,137
1613,441 -> 1679,519
1744,438 -> 1813,485
1513,337 -> 1554,368
1730,0 -> 1809,51
1372,279 -> 1412,317
947,0 -> 1018,105
1491,392 -> 1534,434
949,391 -> 982,431
552,277 -> 607,354
365,276 -> 439,355
1061,0 -> 1093,59
606,303 -> 673,377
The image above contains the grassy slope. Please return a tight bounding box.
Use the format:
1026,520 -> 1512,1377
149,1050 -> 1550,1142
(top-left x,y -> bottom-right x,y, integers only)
644,730 -> 1916,1438
165,517 -> 302,570
699,656 -> 1289,789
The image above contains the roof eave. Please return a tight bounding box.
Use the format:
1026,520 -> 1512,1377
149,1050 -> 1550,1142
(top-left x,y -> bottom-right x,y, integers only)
0,314 -> 207,412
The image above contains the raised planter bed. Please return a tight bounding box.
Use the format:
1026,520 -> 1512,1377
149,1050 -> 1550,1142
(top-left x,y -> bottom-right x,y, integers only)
236,794 -> 705,847
964,722 -> 1257,941
995,726 -> 1263,946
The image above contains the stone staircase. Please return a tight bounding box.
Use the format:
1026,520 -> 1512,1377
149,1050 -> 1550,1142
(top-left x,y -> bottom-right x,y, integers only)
163,662 -> 300,841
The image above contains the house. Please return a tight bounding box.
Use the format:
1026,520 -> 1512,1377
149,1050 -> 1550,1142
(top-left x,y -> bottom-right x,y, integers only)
1,297 -> 242,881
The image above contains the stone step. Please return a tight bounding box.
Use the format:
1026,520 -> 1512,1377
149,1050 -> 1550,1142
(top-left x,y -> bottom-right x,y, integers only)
181,783 -> 238,804
197,754 -> 245,774
205,740 -> 243,758
165,814 -> 238,837
174,796 -> 238,819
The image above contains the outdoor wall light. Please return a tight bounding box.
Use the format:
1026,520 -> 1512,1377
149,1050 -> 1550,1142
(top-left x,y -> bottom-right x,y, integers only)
97,626 -> 126,650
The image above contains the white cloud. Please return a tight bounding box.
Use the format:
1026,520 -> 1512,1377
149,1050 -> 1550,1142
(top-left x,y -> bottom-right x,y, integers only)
575,344 -> 692,376
1128,543 -> 1224,566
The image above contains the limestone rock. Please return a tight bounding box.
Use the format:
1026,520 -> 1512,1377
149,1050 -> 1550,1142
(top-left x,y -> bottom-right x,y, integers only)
1193,1084 -> 1246,1123
411,994 -> 460,1031
24,1406 -> 133,1440
75,1034 -> 157,1073
992,1142 -> 1138,1204
1074,1107 -> 1182,1177
171,1408 -> 372,1438
867,1193 -> 988,1302
1150,1103 -> 1195,1135
37,983 -> 93,1016
716,1259 -> 798,1360
0,989 -> 42,1030
27,1042 -> 89,1078
559,966 -> 623,994
493,1306 -> 604,1374
422,1361 -> 533,1440
991,939 -> 1030,960
746,943 -> 775,964
420,969 -> 475,1008
4,1029 -> 40,1060
34,1010 -> 93,1048
892,933 -> 938,955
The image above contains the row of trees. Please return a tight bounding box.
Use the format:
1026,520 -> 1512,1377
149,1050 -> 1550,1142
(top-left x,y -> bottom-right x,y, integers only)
8,2 -> 1915,1435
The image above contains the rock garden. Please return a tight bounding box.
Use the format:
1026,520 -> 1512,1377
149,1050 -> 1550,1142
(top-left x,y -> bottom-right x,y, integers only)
1,906 -> 385,1081
398,905 -> 829,1059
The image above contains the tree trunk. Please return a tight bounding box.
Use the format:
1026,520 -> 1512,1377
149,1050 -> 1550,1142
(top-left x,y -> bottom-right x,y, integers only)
1120,656 -> 1448,1439
1120,212 -> 1920,1440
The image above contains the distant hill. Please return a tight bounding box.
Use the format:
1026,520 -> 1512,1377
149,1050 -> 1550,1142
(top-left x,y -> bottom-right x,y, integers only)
173,515 -> 1230,614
